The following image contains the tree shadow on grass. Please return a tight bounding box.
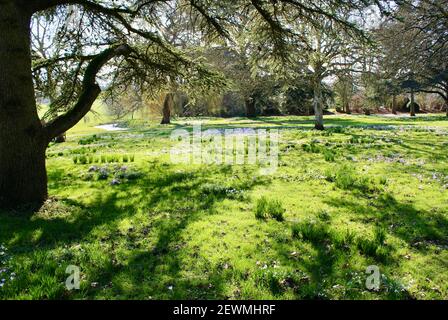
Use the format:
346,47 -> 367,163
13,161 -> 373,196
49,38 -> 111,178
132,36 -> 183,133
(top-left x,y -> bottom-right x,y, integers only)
266,218 -> 410,300
325,193 -> 448,248
0,163 -> 268,299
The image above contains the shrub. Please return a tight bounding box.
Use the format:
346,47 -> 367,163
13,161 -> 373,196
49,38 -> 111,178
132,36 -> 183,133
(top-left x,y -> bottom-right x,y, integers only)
317,210 -> 331,221
291,221 -> 390,262
356,229 -> 388,261
302,142 -> 321,154
356,238 -> 380,257
329,126 -> 345,134
357,176 -> 382,194
323,150 -> 336,162
254,197 -> 285,221
377,176 -> 388,185
333,230 -> 356,249
78,135 -> 99,145
78,155 -> 87,165
255,197 -> 268,219
334,165 -> 357,190
374,227 -> 387,246
325,165 -> 383,194
267,200 -> 285,221
291,221 -> 330,243
324,168 -> 336,182
350,136 -> 360,144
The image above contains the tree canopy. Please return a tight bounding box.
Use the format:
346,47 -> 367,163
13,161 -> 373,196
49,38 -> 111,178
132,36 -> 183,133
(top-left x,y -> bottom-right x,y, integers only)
1,0 -> 447,207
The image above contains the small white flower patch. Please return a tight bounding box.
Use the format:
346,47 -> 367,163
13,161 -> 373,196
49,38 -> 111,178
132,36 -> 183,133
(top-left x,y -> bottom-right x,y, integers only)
0,244 -> 15,289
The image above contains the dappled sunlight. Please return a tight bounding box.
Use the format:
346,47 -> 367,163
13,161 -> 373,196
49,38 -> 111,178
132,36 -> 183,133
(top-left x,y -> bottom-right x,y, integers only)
0,115 -> 447,299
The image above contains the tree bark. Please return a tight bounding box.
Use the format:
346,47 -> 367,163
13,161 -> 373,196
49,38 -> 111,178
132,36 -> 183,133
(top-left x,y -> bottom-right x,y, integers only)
345,101 -> 351,114
444,97 -> 448,117
392,94 -> 397,115
410,90 -> 416,117
313,80 -> 324,130
445,86 -> 448,117
0,2 -> 131,209
161,92 -> 173,124
0,3 -> 48,208
445,93 -> 448,117
245,97 -> 256,118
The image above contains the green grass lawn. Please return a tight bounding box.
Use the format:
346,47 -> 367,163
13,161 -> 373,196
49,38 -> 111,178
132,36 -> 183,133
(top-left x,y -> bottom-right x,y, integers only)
1,114 -> 448,299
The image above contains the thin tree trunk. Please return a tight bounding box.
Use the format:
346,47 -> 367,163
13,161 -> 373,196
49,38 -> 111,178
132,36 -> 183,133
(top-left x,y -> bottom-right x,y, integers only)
445,91 -> 448,117
392,94 -> 397,115
410,90 -> 416,117
245,97 -> 256,118
345,101 -> 351,114
161,93 -> 173,124
313,80 -> 324,130
0,4 -> 48,208
445,99 -> 448,117
444,97 -> 448,117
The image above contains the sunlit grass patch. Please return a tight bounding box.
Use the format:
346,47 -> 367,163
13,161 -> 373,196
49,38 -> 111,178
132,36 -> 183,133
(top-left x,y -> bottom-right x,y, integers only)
1,114 -> 447,299
254,197 -> 286,221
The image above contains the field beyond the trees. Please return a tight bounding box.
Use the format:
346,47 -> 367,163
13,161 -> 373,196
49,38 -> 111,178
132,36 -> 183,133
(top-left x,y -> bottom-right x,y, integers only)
1,114 -> 447,299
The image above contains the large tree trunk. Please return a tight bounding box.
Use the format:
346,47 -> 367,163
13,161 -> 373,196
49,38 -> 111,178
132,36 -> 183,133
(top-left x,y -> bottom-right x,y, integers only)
410,90 -> 416,117
0,3 -> 131,209
245,97 -> 256,118
161,93 -> 173,124
0,4 -> 49,208
313,80 -> 324,130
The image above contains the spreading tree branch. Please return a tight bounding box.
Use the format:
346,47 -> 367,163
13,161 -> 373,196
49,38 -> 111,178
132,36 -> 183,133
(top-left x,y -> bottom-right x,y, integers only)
44,44 -> 131,140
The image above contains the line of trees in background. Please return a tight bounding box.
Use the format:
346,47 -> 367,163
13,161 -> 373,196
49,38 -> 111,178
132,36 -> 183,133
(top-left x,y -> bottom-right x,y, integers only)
1,0 -> 447,208
102,1 -> 447,124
